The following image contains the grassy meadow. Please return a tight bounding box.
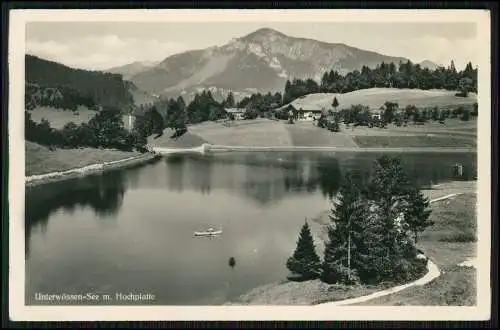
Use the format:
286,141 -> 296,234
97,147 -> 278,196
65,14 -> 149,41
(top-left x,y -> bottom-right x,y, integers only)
280,88 -> 477,111
29,106 -> 98,130
25,141 -> 143,176
353,135 -> 477,148
148,118 -> 476,150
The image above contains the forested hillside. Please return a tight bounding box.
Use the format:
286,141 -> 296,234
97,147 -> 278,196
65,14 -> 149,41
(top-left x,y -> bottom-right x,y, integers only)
26,54 -> 135,111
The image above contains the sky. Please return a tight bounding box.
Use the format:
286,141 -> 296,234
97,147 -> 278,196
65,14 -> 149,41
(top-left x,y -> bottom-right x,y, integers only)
25,21 -> 478,71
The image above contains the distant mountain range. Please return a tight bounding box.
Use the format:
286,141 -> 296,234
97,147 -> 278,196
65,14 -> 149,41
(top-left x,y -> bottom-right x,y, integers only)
418,59 -> 441,70
106,60 -> 160,80
106,28 -> 439,102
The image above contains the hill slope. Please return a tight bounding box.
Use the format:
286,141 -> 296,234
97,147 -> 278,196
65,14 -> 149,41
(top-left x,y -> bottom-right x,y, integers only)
130,28 -> 410,100
279,88 -> 478,111
26,54 -> 135,111
105,60 -> 159,80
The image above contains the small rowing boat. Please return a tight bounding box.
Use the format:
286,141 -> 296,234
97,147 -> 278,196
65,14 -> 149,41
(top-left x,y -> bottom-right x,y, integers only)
193,226 -> 222,237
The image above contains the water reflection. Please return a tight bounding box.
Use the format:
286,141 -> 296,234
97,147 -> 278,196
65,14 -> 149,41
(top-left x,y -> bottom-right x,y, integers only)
25,171 -> 126,257
25,151 -> 477,305
229,257 -> 236,269
163,152 -> 345,205
165,155 -> 186,193
26,152 -> 476,257
160,151 -> 478,205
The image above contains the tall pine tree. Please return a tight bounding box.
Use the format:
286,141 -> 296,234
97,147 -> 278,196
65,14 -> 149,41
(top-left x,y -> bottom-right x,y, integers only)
404,185 -> 433,243
332,97 -> 339,113
286,219 -> 321,280
321,173 -> 366,284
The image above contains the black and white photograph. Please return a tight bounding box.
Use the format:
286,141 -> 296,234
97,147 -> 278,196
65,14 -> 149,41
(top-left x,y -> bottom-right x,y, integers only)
8,9 -> 491,321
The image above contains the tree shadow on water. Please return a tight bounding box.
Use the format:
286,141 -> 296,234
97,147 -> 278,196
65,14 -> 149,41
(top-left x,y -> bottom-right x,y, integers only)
25,171 -> 127,258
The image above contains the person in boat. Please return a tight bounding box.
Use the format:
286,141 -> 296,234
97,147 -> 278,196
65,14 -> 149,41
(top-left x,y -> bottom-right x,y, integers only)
208,227 -> 214,232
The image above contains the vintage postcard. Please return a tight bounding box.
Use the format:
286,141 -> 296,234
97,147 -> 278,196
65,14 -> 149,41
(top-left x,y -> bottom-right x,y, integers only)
8,9 -> 491,321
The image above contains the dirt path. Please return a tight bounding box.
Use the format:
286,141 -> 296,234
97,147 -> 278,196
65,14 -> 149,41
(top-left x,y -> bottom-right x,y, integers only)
314,259 -> 441,307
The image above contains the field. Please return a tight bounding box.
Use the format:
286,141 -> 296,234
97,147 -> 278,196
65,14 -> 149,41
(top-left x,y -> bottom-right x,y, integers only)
190,119 -> 293,146
284,123 -> 358,147
149,118 -> 477,150
29,106 -> 98,130
279,88 -> 477,111
29,106 -> 134,131
147,128 -> 208,148
353,135 -> 476,148
25,141 -> 142,176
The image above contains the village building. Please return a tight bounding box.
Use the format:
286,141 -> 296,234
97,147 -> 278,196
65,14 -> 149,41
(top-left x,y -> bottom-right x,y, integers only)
280,104 -> 329,122
225,107 -> 246,120
122,113 -> 136,131
370,108 -> 384,121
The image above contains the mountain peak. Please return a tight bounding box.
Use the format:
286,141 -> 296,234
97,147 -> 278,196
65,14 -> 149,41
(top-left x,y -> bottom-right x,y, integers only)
240,27 -> 287,41
419,60 -> 440,70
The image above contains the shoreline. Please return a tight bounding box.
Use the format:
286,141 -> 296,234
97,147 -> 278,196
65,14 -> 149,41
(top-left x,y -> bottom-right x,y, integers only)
152,143 -> 476,155
25,152 -> 161,187
227,180 -> 475,306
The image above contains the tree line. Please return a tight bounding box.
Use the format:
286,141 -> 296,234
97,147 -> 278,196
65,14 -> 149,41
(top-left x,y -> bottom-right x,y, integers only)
283,60 -> 477,105
312,95 -> 478,133
287,155 -> 433,285
25,108 -> 148,152
26,54 -> 135,111
26,83 -> 98,111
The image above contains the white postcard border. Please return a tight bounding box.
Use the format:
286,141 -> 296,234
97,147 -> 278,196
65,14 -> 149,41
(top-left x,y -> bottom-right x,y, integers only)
8,9 -> 492,321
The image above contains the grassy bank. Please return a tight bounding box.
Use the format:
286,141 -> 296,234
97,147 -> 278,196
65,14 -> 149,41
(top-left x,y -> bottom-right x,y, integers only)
147,128 -> 208,148
284,123 -> 358,147
225,279 -> 394,306
26,141 -> 156,181
227,181 -> 476,306
353,135 -> 476,148
147,117 -> 477,150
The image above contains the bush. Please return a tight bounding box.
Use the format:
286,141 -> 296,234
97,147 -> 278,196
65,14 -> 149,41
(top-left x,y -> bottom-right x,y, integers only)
321,262 -> 360,285
390,258 -> 428,284
25,109 -> 147,152
460,110 -> 471,121
327,120 -> 340,132
439,232 -> 477,243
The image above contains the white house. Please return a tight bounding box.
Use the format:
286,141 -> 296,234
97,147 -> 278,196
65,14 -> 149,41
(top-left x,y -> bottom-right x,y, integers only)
280,104 -> 327,122
370,108 -> 384,120
123,114 -> 136,131
225,108 -> 246,120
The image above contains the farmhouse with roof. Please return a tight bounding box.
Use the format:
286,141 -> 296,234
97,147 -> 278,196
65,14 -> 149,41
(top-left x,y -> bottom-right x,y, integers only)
279,104 -> 330,122
225,107 -> 246,120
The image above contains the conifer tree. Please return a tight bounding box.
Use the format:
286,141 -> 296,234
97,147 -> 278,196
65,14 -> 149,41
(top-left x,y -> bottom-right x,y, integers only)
332,97 -> 339,112
364,156 -> 431,282
286,219 -> 321,280
321,173 -> 365,284
404,186 -> 433,243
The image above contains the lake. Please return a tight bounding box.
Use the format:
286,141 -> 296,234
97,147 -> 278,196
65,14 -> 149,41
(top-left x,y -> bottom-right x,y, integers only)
25,151 -> 476,305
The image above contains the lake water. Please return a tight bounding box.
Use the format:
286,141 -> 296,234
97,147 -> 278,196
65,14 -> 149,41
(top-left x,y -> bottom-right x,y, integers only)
25,151 -> 476,305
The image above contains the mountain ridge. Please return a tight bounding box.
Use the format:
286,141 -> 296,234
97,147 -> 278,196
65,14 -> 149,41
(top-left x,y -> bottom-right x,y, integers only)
127,27 -> 415,101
